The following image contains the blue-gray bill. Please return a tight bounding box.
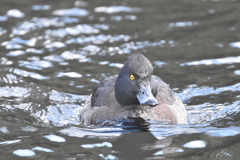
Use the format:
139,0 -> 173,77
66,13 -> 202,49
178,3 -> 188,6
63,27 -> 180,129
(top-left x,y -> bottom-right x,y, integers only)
136,82 -> 159,107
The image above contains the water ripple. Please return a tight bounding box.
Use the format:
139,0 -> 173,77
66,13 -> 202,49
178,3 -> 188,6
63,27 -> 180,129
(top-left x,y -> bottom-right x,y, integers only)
183,140 -> 207,148
81,142 -> 113,148
229,42 -> 240,49
13,149 -> 35,157
179,83 -> 240,102
45,24 -> 100,38
32,147 -> 53,152
0,139 -> 21,145
60,51 -> 86,60
95,6 -> 141,14
83,45 -> 101,54
32,5 -> 51,11
13,68 -> 50,80
19,60 -> 53,70
57,72 -> 82,78
0,73 -> 21,84
169,21 -> 199,27
2,37 -> 37,49
44,41 -> 65,49
59,127 -> 123,138
0,86 -> 28,98
7,50 -> 25,56
0,27 -> 7,36
0,57 -> 13,65
11,17 -> 66,36
206,126 -> 240,137
66,34 -> 131,45
26,48 -> 44,54
181,56 -> 240,66
6,9 -> 24,18
49,90 -> 87,103
52,8 -> 88,17
44,134 -> 66,142
0,16 -> 7,21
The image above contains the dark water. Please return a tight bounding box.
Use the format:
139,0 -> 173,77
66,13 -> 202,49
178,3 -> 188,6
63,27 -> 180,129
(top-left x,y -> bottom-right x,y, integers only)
1,0 -> 240,159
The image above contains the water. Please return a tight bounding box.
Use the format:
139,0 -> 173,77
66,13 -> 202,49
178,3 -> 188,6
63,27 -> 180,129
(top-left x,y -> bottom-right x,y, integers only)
1,0 -> 240,159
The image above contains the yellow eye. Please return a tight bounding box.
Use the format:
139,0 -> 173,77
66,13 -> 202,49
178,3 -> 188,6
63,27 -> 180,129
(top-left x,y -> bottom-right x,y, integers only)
129,74 -> 135,80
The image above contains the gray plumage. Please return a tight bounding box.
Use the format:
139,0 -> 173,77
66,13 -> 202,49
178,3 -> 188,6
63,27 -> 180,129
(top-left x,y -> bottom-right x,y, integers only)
80,54 -> 187,126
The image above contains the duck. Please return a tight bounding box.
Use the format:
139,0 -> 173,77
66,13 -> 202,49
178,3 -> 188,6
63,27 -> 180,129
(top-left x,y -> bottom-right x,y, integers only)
80,54 -> 187,126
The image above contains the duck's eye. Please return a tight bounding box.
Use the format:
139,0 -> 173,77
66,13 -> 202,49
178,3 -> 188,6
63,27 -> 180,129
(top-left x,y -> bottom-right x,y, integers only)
129,74 -> 135,80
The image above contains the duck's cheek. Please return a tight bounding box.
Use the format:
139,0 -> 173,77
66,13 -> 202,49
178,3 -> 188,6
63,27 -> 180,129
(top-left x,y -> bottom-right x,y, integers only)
130,82 -> 140,95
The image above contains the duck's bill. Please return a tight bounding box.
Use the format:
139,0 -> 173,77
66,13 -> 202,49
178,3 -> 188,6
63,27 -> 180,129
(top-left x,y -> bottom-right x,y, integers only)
136,82 -> 159,107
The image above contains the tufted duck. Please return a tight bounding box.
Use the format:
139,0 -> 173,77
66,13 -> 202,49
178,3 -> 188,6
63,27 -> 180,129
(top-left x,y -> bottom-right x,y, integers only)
80,54 -> 187,126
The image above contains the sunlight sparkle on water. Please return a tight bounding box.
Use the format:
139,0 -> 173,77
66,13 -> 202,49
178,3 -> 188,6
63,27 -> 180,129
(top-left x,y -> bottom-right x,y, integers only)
0,16 -> 7,21
32,5 -> 51,10
7,50 -> 25,56
81,142 -> 113,148
206,127 -> 240,137
13,68 -> 50,80
45,24 -> 100,38
0,140 -> 21,145
183,140 -> 207,148
53,8 -> 88,17
181,56 -> 240,66
59,127 -> 123,138
7,9 -> 24,18
57,72 -> 82,78
99,154 -> 117,160
229,42 -> 240,49
44,134 -> 66,142
95,6 -> 141,14
45,41 -> 65,48
13,149 -> 35,157
32,147 -> 54,152
169,21 -> 199,27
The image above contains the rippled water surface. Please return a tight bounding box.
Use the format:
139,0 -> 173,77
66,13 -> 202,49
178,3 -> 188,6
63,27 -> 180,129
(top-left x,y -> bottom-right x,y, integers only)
1,0 -> 240,159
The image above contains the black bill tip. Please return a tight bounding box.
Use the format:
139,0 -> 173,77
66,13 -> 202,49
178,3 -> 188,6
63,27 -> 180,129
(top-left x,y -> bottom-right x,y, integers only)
141,99 -> 159,107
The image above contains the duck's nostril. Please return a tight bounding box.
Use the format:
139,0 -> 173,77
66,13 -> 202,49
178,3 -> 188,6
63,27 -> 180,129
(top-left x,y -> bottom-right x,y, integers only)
142,92 -> 145,94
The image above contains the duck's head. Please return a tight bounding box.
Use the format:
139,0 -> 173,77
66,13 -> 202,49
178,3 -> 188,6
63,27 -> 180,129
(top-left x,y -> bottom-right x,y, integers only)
115,54 -> 159,107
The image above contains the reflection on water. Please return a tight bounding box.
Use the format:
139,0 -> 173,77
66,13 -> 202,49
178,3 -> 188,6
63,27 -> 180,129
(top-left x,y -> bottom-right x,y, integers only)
230,41 -> 240,49
94,6 -> 141,13
13,149 -> 36,157
181,56 -> 240,66
169,21 -> 199,28
52,8 -> 88,17
1,0 -> 240,159
6,9 -> 25,18
32,5 -> 51,11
